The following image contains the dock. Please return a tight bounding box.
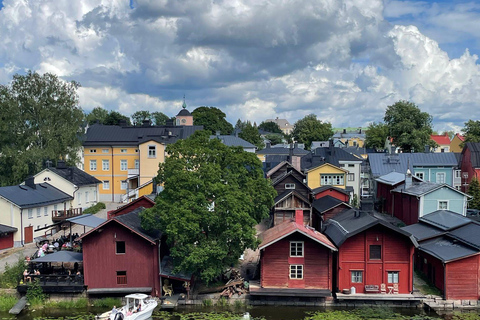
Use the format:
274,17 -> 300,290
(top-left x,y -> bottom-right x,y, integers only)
161,294 -> 180,309
9,296 -> 27,315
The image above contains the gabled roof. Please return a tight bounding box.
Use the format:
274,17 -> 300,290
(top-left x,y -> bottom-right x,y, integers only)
392,181 -> 470,198
81,207 -> 161,244
430,134 -> 450,145
448,223 -> 480,250
312,196 -> 351,214
455,133 -> 465,141
38,167 -> 101,186
305,162 -> 348,173
259,219 -> 337,251
419,210 -> 471,231
402,223 -> 445,242
375,172 -> 407,186
271,171 -> 308,189
210,135 -> 256,149
83,124 -> 202,146
324,209 -> 418,247
301,147 -> 361,170
463,142 -> 480,168
257,146 -> 309,156
419,236 -> 479,263
266,161 -> 304,179
274,190 -> 310,206
108,195 -> 156,218
311,185 -> 351,196
0,183 -> 72,208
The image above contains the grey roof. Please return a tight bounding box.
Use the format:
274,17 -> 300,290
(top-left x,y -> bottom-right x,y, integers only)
301,147 -> 361,170
176,108 -> 192,116
368,152 -> 459,178
463,142 -> 480,168
46,167 -> 101,186
402,223 -> 444,241
210,135 -> 256,149
312,196 -> 350,214
257,146 -> 309,156
311,141 -> 330,149
0,183 -> 72,208
324,209 -> 417,247
83,124 -> 202,146
113,207 -> 162,243
448,223 -> 480,249
392,181 -> 443,196
375,172 -> 406,186
419,210 -> 471,231
274,190 -> 309,205
332,131 -> 366,139
32,251 -> 83,263
419,237 -> 479,263
66,214 -> 106,228
0,224 -> 17,234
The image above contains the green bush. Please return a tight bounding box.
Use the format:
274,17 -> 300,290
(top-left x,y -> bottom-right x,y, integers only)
0,257 -> 26,288
83,202 -> 106,215
0,293 -> 18,311
44,298 -> 88,309
92,297 -> 122,308
26,279 -> 47,308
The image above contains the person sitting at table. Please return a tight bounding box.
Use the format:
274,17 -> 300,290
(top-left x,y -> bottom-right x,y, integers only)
23,269 -> 31,283
35,269 -> 40,276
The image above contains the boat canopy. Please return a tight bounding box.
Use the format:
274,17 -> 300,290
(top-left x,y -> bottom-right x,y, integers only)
125,293 -> 149,300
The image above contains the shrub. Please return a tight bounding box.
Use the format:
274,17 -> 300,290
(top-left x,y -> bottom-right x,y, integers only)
0,293 -> 18,311
44,298 -> 88,309
26,279 -> 47,308
92,297 -> 122,308
215,297 -> 228,307
83,202 -> 106,215
0,257 -> 26,288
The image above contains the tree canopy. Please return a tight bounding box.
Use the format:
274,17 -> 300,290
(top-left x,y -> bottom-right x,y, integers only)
0,71 -> 84,185
104,111 -> 131,126
192,106 -> 234,135
462,120 -> 480,144
239,121 -> 264,149
258,121 -> 283,134
131,110 -> 152,126
292,114 -> 333,150
152,111 -> 169,126
264,133 -> 284,145
86,107 -> 109,125
141,131 -> 276,283
468,178 -> 480,210
384,100 -> 435,152
365,122 -> 389,150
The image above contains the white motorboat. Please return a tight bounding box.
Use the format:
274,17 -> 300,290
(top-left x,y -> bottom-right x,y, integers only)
97,293 -> 158,320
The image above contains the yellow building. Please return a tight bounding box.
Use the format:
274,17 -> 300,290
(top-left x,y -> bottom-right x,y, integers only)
305,163 -> 348,190
450,133 -> 465,153
83,110 -> 201,202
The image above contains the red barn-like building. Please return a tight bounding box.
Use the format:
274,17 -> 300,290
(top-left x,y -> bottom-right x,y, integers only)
460,142 -> 480,193
107,195 -> 155,219
312,186 -> 350,203
324,209 -> 417,294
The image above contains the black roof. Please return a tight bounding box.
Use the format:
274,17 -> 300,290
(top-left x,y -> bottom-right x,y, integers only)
0,224 -> 17,234
464,142 -> 480,168
83,124 -> 203,146
311,185 -> 351,196
419,236 -> 479,263
271,170 -> 307,187
402,223 -> 445,242
274,190 -> 309,205
0,183 -> 73,208
176,109 -> 192,116
301,147 -> 361,170
257,146 -> 309,156
113,207 -> 162,243
312,196 -> 350,214
324,209 -> 417,247
419,210 -> 471,231
47,167 -> 101,186
448,223 -> 480,250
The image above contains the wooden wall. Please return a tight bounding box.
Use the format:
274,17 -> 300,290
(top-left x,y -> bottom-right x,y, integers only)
0,233 -> 14,250
445,255 -> 480,300
392,192 -> 419,225
314,189 -> 349,202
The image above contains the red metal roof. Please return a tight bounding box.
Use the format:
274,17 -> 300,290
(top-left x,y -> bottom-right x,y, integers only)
456,133 -> 465,141
430,134 -> 450,145
259,219 -> 337,251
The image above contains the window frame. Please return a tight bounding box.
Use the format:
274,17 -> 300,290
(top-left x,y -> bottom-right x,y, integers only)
348,173 -> 355,181
134,159 -> 140,169
120,180 -> 127,190
116,241 -> 126,254
44,206 -> 48,216
289,265 -> 304,279
415,172 -> 424,180
320,174 -> 344,186
387,271 -> 399,284
369,244 -> 382,260
120,149 -> 127,153
351,270 -> 363,283
438,200 -> 448,210
436,172 -> 446,184
103,180 -> 110,190
28,209 -> 33,219
90,160 -> 97,171
120,159 -> 128,171
285,183 -> 296,189
116,271 -> 127,285
36,207 -> 41,218
102,159 -> 110,171
290,241 -> 304,257
102,149 -> 109,153
148,145 -> 156,158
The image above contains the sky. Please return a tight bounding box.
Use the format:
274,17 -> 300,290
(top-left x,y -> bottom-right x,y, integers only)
0,0 -> 479,132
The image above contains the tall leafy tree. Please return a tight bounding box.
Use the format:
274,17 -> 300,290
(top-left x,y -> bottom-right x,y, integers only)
462,120 -> 480,144
141,131 -> 276,283
131,110 -> 152,126
468,178 -> 480,210
264,133 -> 284,145
235,119 -> 246,131
104,111 -> 131,126
86,107 -> 109,125
292,114 -> 333,150
192,106 -> 234,135
239,121 -> 264,149
258,121 -> 283,134
0,71 -> 84,185
365,122 -> 389,150
152,111 -> 169,126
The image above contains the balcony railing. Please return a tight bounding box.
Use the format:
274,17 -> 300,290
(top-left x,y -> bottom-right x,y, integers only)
52,208 -> 83,221
128,168 -> 139,178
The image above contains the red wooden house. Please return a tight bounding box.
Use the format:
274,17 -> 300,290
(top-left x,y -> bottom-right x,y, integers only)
460,142 -> 480,193
375,172 -> 420,214
312,186 -> 350,203
252,210 -> 337,298
324,209 -> 417,294
311,195 -> 351,230
107,195 -> 156,219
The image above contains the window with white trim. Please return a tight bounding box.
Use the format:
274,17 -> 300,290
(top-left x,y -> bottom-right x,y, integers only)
89,149 -> 97,153
36,208 -> 41,218
85,191 -> 89,203
90,160 -> 97,171
121,181 -> 127,190
78,192 -> 82,205
285,183 -> 295,189
387,271 -> 399,283
102,160 -> 109,171
134,159 -> 139,169
436,172 -> 446,184
348,173 -> 355,181
455,170 -> 461,178
120,160 -> 128,171
289,265 -> 303,279
351,271 -> 363,283
93,190 -> 97,202
44,207 -> 48,216
102,149 -> 109,153
121,149 -> 127,153
148,145 -> 156,158
321,174 -> 344,186
28,209 -> 33,219
438,201 -> 448,210
290,241 -> 304,257
103,180 -> 110,190
415,172 -> 424,180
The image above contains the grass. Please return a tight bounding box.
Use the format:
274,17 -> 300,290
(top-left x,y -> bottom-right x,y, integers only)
201,299 -> 213,307
44,298 -> 89,309
0,293 -> 18,311
91,297 -> 122,308
415,271 -> 442,296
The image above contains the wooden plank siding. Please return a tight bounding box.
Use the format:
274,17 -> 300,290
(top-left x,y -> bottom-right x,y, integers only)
314,189 -> 349,202
392,192 -> 419,225
0,233 -> 14,250
445,255 -> 480,300
416,251 -> 444,296
273,175 -> 310,200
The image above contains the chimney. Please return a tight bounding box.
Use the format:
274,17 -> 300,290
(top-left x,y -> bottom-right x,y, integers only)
216,130 -> 221,137
57,160 -> 67,169
119,119 -> 127,127
405,168 -> 413,189
68,167 -> 74,180
289,143 -> 294,163
142,119 -> 151,127
266,141 -> 271,148
295,209 -> 304,226
25,176 -> 36,189
291,156 -> 302,172
424,145 -> 430,153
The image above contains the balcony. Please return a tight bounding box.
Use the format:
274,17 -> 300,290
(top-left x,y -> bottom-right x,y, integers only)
52,208 -> 83,222
128,168 -> 139,179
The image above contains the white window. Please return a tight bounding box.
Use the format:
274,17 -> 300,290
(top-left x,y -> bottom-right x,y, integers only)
438,201 -> 448,210
89,149 -> 97,153
415,172 -> 424,180
437,172 -> 446,184
321,174 -> 344,186
78,192 -> 82,205
93,189 -> 97,202
44,207 -> 48,216
455,170 -> 461,178
102,160 -> 109,171
148,145 -> 156,158
134,159 -> 140,169
290,241 -> 304,257
388,271 -> 399,283
36,208 -> 41,217
121,181 -> 127,190
28,209 -> 33,219
289,265 -> 303,279
85,191 -> 89,203
54,204 -> 58,212
348,173 -> 355,181
121,149 -> 127,153
90,160 -> 97,171
103,180 -> 110,190
351,271 -> 363,283
285,183 -> 295,189
102,149 -> 109,153
120,160 -> 128,171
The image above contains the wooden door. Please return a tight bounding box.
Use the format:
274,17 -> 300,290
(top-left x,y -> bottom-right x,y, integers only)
366,263 -> 383,287
24,226 -> 33,244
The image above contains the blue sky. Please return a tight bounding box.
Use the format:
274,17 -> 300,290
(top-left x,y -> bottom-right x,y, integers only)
0,0 -> 479,132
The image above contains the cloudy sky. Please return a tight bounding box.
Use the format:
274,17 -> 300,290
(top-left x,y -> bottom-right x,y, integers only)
0,0 -> 479,132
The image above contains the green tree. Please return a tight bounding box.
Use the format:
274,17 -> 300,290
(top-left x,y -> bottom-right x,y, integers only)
131,110 -> 152,126
152,111 -> 169,126
462,120 -> 480,144
0,71 -> 84,185
104,111 -> 131,126
258,121 -> 283,134
235,119 -> 246,131
239,121 -> 264,149
384,100 -> 436,152
86,107 -> 109,125
292,114 -> 333,150
365,122 -> 389,150
442,131 -> 455,140
192,106 -> 234,135
468,178 -> 480,210
141,131 -> 276,283
264,133 -> 284,145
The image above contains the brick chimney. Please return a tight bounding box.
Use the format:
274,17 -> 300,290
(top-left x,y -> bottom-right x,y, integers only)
295,209 -> 303,226
25,176 -> 36,189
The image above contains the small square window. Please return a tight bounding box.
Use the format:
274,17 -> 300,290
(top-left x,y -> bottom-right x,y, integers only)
290,241 -> 303,257
351,271 -> 363,283
116,271 -> 127,284
370,245 -> 381,260
289,265 -> 303,279
348,164 -> 355,167
415,172 -> 424,180
388,271 -> 399,283
438,201 -> 448,210
102,149 -> 109,153
116,241 -> 126,254
285,183 -> 295,189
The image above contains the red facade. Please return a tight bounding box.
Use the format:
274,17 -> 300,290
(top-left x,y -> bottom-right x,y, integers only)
392,192 -> 420,225
82,221 -> 160,296
376,181 -> 403,214
0,233 -> 14,250
337,225 -> 414,294
108,196 -> 155,219
314,188 -> 349,203
260,234 -> 333,290
460,147 -> 480,193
